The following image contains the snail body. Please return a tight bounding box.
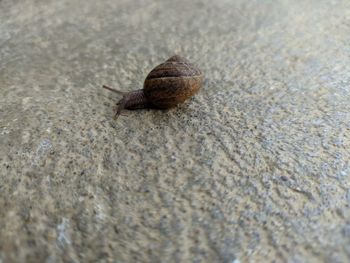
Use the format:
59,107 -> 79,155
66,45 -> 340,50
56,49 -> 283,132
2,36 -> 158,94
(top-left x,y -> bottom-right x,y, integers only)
103,55 -> 203,118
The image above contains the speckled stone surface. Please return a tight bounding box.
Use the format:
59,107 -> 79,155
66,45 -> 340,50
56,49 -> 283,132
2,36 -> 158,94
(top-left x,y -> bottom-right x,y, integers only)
1,0 -> 350,262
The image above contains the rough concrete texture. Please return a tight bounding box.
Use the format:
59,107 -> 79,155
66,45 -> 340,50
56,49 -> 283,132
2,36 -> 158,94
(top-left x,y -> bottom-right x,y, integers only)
1,0 -> 350,262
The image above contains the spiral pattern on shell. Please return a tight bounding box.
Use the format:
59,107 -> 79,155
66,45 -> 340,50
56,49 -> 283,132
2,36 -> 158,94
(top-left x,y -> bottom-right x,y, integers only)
143,55 -> 203,109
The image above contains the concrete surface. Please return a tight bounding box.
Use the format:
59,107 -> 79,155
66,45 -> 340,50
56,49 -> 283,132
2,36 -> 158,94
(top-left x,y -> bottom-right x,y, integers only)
1,0 -> 350,262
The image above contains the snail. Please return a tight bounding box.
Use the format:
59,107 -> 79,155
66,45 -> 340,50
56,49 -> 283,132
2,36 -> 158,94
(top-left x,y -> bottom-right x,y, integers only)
102,55 -> 203,118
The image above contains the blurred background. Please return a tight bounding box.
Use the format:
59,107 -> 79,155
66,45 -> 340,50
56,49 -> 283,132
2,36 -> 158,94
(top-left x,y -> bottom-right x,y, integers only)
1,0 -> 350,262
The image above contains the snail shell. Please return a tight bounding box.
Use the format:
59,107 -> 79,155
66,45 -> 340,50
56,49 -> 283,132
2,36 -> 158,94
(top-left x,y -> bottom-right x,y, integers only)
144,55 -> 203,108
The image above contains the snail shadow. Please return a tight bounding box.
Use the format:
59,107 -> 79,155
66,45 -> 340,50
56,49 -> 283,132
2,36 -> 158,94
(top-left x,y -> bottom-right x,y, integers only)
110,105 -> 188,123
117,107 -> 173,120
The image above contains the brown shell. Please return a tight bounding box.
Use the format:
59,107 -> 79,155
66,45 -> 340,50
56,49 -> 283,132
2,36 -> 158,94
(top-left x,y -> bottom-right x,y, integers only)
143,55 -> 203,109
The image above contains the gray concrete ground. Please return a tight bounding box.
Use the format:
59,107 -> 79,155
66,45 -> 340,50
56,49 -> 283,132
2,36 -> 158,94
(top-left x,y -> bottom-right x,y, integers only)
1,0 -> 350,262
